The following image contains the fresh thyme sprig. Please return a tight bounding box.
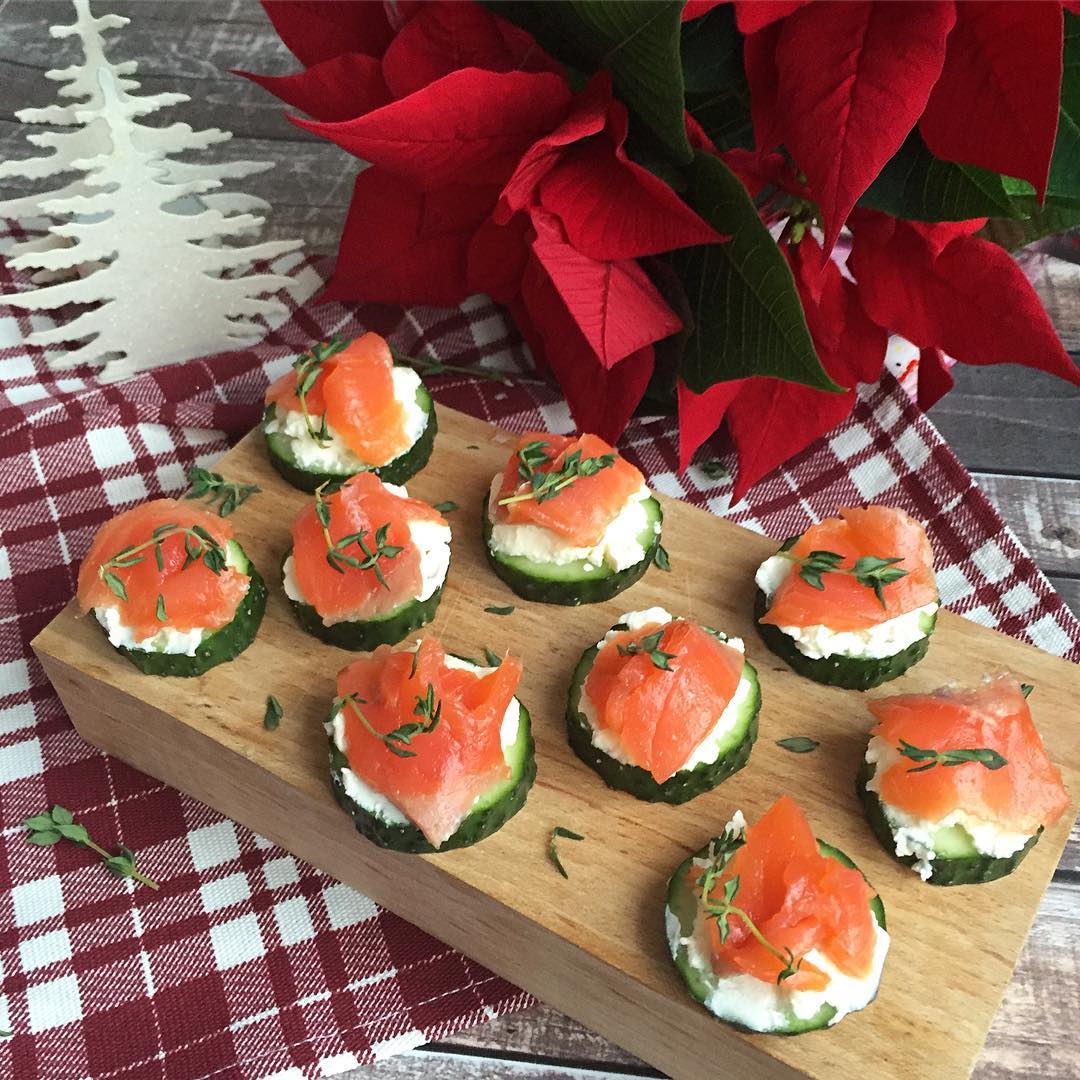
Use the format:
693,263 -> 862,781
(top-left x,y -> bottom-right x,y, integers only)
897,739 -> 1008,773
98,522 -> 226,601
617,628 -> 676,671
776,536 -> 909,609
314,483 -> 403,586
292,338 -> 347,444
498,441 -> 616,507
389,345 -> 513,386
548,825 -> 584,878
336,686 -> 442,758
24,806 -> 159,891
185,466 -> 259,518
699,867 -> 801,984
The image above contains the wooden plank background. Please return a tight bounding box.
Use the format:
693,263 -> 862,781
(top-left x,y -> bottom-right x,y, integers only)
2,3 -> 1077,1077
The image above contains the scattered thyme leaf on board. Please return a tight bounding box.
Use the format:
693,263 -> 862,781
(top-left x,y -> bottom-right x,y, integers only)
433,501 -> 459,513
23,806 -> 158,890
484,604 -> 515,615
1020,683 -> 1034,698
548,826 -> 584,879
264,695 -> 283,731
185,466 -> 259,517
654,544 -> 671,571
776,737 -> 819,754
483,646 -> 502,667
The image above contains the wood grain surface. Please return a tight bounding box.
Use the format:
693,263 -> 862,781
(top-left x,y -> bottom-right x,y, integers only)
33,407 -> 1080,1080
3,2 -> 1078,1077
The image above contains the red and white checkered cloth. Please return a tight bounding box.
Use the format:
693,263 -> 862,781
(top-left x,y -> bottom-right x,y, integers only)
1,225 -> 1078,1080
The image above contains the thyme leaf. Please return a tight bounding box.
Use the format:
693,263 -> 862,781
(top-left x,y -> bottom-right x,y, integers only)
548,825 -> 584,879
498,442 -> 616,507
185,466 -> 259,517
616,629 -> 676,671
98,523 -> 228,603
389,345 -> 514,386
654,543 -> 671,571
776,736 -> 818,754
292,338 -> 347,444
777,546 -> 909,609
1020,682 -> 1034,698
23,805 -> 158,890
314,483 -> 402,587
433,501 -> 459,513
336,687 -> 442,758
483,646 -> 502,667
897,739 -> 1008,773
698,867 -> 801,985
484,605 -> 515,615
264,695 -> 283,731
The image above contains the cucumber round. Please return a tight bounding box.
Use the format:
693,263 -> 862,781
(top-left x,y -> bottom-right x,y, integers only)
753,588 -> 934,690
666,837 -> 886,1034
856,760 -> 1041,886
566,634 -> 759,803
481,494 -> 662,606
282,548 -> 444,651
262,377 -> 437,493
328,702 -> 536,853
104,542 -> 266,677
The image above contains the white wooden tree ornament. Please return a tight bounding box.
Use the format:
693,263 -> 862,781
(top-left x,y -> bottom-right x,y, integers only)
0,0 -> 303,382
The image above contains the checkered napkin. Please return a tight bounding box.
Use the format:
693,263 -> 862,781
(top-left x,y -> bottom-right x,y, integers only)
1,222 -> 1078,1080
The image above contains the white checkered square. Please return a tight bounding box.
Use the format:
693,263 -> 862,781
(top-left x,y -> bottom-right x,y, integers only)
103,473 -> 148,508
187,821 -> 240,871
11,875 -> 64,927
27,973 -> 82,1033
829,424 -> 873,461
263,855 -> 300,890
1027,613 -> 1074,656
322,883 -> 378,930
0,735 -> 43,783
934,563 -> 975,605
210,912 -> 265,971
19,927 -> 72,972
137,423 -> 177,456
85,425 -> 135,470
200,872 -> 251,914
849,454 -> 898,499
274,897 -> 315,946
1002,581 -> 1039,615
970,539 -> 1010,585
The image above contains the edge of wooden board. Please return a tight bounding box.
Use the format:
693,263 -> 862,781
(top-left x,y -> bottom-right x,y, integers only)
31,405 -> 1080,1080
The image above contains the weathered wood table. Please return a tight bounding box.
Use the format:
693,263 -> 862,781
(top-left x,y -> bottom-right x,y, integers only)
2,3 -> 1077,1077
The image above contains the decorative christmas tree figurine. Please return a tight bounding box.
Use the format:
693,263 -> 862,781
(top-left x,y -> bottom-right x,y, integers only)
0,0 -> 303,382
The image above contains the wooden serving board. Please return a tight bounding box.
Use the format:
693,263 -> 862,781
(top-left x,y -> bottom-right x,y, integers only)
33,406 -> 1079,1080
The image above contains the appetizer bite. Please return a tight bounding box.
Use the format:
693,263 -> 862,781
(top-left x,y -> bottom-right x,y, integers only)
755,506 -> 938,689
77,499 -> 265,676
483,432 -> 662,605
859,674 -> 1069,886
566,608 -> 759,803
327,638 -> 535,852
666,797 -> 889,1034
283,473 -> 450,650
263,332 -> 436,492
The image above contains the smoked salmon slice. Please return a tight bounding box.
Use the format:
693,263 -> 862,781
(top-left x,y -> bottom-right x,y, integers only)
701,796 -> 877,988
868,674 -> 1069,836
761,506 -> 938,631
585,620 -> 744,782
290,473 -> 447,620
336,639 -> 521,847
266,332 -> 412,466
495,432 -> 644,546
77,500 -> 249,639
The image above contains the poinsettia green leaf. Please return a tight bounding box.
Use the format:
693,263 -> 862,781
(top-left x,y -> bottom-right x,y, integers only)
486,0 -> 692,163
675,152 -> 840,394
682,6 -> 753,151
860,132 -> 1021,221
1047,11 -> 1080,202
981,195 -> 1080,251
